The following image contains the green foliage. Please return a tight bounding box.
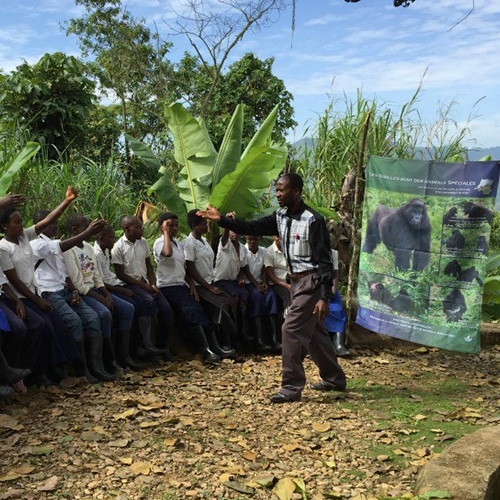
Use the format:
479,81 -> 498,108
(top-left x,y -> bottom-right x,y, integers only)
0,53 -> 96,160
177,53 -> 296,148
482,253 -> 500,321
11,155 -> 136,231
65,1 -> 296,161
0,142 -> 40,196
66,0 -> 176,159
84,104 -> 123,164
132,103 -> 287,237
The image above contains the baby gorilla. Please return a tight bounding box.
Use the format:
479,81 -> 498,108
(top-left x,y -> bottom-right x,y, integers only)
442,288 -> 467,322
444,229 -> 465,252
444,260 -> 483,286
369,282 -> 413,313
476,235 -> 488,255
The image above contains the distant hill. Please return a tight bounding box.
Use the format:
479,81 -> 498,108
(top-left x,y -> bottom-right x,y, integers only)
467,147 -> 500,161
292,138 -> 500,161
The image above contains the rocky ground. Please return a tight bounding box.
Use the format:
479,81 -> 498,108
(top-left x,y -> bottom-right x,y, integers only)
0,332 -> 499,500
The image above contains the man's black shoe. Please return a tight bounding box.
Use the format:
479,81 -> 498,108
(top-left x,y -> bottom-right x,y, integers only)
269,392 -> 298,404
309,381 -> 346,392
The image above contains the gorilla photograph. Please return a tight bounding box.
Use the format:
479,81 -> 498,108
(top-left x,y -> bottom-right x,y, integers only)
443,229 -> 466,252
358,271 -> 426,318
369,281 -> 414,314
362,198 -> 431,271
442,287 -> 467,322
443,259 -> 484,286
463,201 -> 494,224
442,206 -> 458,225
476,235 -> 489,255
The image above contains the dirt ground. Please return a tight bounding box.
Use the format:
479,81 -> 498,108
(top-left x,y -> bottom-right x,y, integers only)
0,325 -> 499,500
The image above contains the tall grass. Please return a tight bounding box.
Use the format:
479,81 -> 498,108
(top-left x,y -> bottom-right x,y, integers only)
12,155 -> 137,229
294,86 -> 474,209
0,128 -> 139,231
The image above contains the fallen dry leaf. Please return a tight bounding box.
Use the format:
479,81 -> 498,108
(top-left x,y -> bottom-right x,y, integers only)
223,480 -> 255,495
0,414 -> 23,431
273,477 -> 296,500
130,462 -> 150,475
12,465 -> 35,475
242,450 -> 257,461
113,408 -> 137,420
312,422 -> 331,433
37,475 -> 59,491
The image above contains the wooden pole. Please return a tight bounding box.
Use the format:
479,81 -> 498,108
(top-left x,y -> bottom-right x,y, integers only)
345,110 -> 371,337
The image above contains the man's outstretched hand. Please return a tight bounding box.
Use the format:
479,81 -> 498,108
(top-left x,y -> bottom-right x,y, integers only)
196,206 -> 221,222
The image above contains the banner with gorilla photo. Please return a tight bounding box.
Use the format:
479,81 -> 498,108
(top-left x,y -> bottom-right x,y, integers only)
356,156 -> 499,353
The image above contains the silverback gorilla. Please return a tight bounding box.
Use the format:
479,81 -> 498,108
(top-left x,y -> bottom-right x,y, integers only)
363,198 -> 431,271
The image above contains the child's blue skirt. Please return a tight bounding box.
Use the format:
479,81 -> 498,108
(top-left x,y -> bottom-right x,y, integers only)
0,308 -> 10,332
325,290 -> 346,333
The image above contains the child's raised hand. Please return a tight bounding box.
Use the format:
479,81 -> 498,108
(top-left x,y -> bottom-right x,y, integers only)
65,186 -> 78,201
0,193 -> 26,210
86,219 -> 107,236
161,219 -> 172,233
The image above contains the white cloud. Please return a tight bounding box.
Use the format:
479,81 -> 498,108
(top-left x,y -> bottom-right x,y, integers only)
0,26 -> 34,45
305,14 -> 339,27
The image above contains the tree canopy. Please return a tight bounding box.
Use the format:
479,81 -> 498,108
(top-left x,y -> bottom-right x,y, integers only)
66,0 -> 176,156
0,52 -> 96,160
177,52 -> 296,148
63,0 -> 295,158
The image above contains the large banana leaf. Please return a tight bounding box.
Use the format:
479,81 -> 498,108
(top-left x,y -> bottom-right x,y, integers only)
130,135 -> 189,230
212,104 -> 244,187
306,201 -> 340,221
486,254 -> 500,272
241,104 -> 278,159
148,166 -> 189,232
165,103 -> 215,209
127,135 -> 162,172
0,142 -> 40,196
483,276 -> 500,304
211,146 -> 286,219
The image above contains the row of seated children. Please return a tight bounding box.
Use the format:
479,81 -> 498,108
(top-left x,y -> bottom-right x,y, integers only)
118,211 -> 350,361
186,210 -> 304,356
0,188 -> 178,396
0,187 -> 109,395
0,195 -> 349,397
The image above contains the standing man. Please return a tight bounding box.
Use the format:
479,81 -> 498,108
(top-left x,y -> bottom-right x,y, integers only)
198,173 -> 346,403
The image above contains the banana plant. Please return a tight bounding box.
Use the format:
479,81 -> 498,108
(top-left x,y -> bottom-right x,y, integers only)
482,253 -> 500,321
0,142 -> 41,196
130,103 -> 287,236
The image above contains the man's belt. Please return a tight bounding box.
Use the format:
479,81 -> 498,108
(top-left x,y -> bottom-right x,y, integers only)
288,269 -> 317,282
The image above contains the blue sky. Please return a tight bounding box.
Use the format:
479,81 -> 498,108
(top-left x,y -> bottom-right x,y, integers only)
1,0 -> 499,148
